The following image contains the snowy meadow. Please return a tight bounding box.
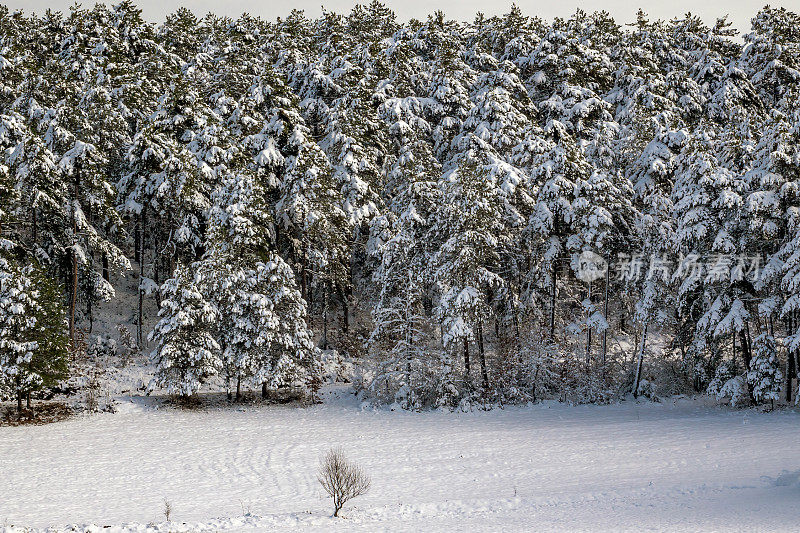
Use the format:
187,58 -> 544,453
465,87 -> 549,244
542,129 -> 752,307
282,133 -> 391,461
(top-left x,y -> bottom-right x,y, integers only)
2,390 -> 800,531
1,1 -> 800,530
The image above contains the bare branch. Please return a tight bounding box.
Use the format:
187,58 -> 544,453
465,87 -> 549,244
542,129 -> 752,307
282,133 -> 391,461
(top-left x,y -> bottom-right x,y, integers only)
317,447 -> 371,517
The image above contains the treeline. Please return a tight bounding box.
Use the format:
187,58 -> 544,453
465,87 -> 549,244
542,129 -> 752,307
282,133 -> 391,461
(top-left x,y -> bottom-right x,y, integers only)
0,1 -> 798,410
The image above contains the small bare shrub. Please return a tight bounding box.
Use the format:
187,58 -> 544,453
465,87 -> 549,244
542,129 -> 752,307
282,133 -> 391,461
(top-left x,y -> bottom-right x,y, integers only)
317,447 -> 371,517
163,498 -> 173,522
70,327 -> 89,364
85,365 -> 103,413
116,325 -> 139,367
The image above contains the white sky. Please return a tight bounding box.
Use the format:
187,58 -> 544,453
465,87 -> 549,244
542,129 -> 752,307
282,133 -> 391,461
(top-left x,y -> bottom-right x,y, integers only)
4,0 -> 797,35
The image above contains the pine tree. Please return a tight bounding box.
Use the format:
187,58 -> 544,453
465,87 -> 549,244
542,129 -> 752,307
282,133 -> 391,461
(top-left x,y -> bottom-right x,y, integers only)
7,118 -> 69,265
526,132 -> 588,339
58,139 -> 130,342
746,333 -> 782,404
366,125 -> 441,409
278,126 -> 351,343
0,257 -> 40,408
0,259 -> 68,411
149,261 -> 220,398
204,169 -> 319,399
672,129 -> 751,376
742,7 -> 800,110
433,160 -> 506,392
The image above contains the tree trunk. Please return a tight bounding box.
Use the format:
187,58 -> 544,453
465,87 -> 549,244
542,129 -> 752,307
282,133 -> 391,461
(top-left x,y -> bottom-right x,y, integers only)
16,375 -> 22,412
307,270 -> 313,310
321,283 -> 329,350
236,374 -> 242,402
153,248 -> 159,285
794,350 -> 800,404
403,283 -> 413,390
463,339 -> 471,386
347,238 -> 356,333
586,282 -> 592,364
102,252 -> 109,282
70,247 -> 78,347
601,264 -> 610,373
739,326 -> 754,403
337,285 -> 349,334
26,391 -> 31,410
633,321 -> 648,397
137,208 -> 147,346
477,320 -> 488,389
787,347 -> 795,404
549,264 -> 557,340
69,168 -> 80,348
742,323 -> 753,369
300,249 -> 307,303
87,294 -> 93,334
261,381 -> 268,399
794,313 -> 800,403
134,218 -> 141,264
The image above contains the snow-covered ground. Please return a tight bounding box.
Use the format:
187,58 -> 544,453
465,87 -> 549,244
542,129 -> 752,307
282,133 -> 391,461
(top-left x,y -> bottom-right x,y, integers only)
1,388 -> 799,532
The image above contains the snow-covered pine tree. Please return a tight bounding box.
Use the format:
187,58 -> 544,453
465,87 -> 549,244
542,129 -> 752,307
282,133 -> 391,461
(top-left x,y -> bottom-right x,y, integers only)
320,85 -> 383,229
447,61 -> 536,339
569,167 -> 633,362
456,62 -> 534,223
0,257 -> 41,408
0,112 -> 26,245
119,71 -> 221,343
626,123 -> 685,388
746,333 -> 782,405
426,29 -> 474,161
0,259 -> 68,411
743,91 -> 800,400
204,169 -> 319,399
227,57 -> 352,341
672,128 -> 753,390
366,122 -> 441,409
8,120 -> 66,260
741,7 -> 800,111
277,124 -> 351,344
58,138 -> 130,343
149,261 -> 220,398
526,129 -> 587,340
433,159 -> 507,393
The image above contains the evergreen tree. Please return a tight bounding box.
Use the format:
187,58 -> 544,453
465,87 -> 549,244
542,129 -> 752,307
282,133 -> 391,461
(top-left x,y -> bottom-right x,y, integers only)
746,333 -> 782,404
149,261 -> 220,397
672,129 -> 751,376
433,160 -> 507,392
204,169 -> 319,399
367,124 -> 441,409
742,7 -> 800,110
0,259 -> 68,410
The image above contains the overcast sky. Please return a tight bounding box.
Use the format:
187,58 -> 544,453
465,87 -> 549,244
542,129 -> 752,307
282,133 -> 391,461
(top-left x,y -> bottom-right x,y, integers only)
3,0 -> 795,35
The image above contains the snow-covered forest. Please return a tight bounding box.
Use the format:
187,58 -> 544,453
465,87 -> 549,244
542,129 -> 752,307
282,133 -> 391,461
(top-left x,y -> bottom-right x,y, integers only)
1,1 -> 800,412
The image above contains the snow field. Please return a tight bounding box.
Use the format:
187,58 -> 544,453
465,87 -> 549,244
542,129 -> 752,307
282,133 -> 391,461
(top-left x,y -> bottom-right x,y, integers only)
1,390 -> 799,531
